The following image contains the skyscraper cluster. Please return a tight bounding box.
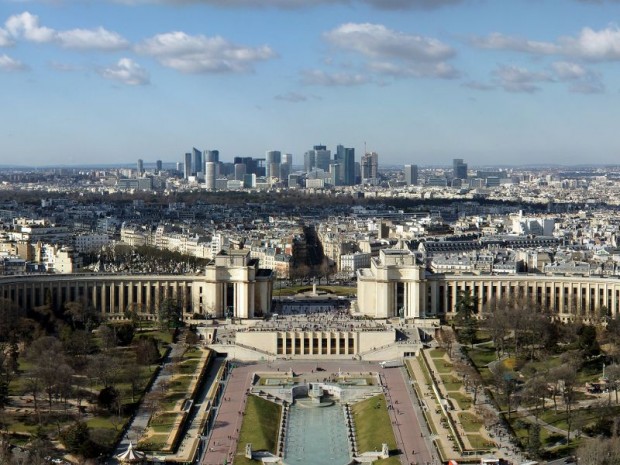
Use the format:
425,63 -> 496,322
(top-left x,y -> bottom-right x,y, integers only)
303,144 -> 357,186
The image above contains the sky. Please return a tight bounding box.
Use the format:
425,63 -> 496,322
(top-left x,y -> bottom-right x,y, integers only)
2,0 -> 620,167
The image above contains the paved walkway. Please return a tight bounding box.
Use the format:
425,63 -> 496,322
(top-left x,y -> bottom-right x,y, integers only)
379,365 -> 436,465
201,362 -> 255,465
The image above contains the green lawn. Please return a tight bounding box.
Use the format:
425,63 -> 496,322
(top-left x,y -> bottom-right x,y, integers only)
177,359 -> 200,374
351,395 -> 398,456
441,375 -> 463,392
466,347 -> 497,368
149,412 -> 178,431
429,348 -> 446,359
458,412 -> 483,433
234,395 -> 282,465
450,392 -> 473,410
467,433 -> 491,450
435,362 -> 453,374
139,433 -> 167,451
415,356 -> 434,386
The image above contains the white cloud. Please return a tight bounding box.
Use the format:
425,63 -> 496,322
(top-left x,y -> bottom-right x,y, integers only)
468,32 -> 558,55
551,61 -> 605,93
325,23 -> 455,62
568,80 -> 605,93
136,31 -> 276,73
322,22 -> 458,82
301,69 -> 370,86
559,26 -> 620,61
493,65 -> 552,93
113,0 -> 466,9
470,26 -> 620,62
0,28 -> 13,47
0,53 -> 27,71
551,61 -> 589,79
100,57 -> 150,85
368,60 -> 459,79
362,0 -> 465,9
4,11 -> 129,51
57,27 -> 129,50
5,11 -> 55,43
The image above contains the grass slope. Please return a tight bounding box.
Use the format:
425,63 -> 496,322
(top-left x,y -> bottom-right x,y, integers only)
351,395 -> 400,465
234,395 -> 282,465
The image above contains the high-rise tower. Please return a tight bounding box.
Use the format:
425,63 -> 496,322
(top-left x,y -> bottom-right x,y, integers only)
404,164 -> 418,185
361,152 -> 378,180
192,148 -> 202,176
453,158 -> 468,179
336,145 -> 355,186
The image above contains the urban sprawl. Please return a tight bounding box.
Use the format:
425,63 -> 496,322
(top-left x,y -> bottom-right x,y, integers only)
0,148 -> 619,465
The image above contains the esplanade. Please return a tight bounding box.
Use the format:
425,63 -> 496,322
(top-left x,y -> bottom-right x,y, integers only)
0,249 -> 274,320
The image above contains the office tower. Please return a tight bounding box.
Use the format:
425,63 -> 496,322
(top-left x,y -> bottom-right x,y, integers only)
404,164 -> 418,185
251,159 -> 262,177
304,145 -> 330,172
315,146 -> 331,171
156,160 -> 162,172
205,162 -> 216,189
330,163 -> 341,186
304,150 -> 316,172
288,173 -> 300,187
243,173 -> 256,188
176,162 -> 183,173
282,153 -> 292,167
453,158 -> 468,179
205,150 -> 220,163
336,145 -> 355,186
137,159 -> 144,175
234,157 -> 258,176
265,150 -> 281,178
234,163 -> 247,181
192,148 -> 202,176
280,163 -> 291,184
361,152 -> 378,179
184,153 -> 192,179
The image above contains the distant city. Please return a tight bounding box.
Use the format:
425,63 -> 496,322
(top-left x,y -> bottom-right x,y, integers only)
2,148 -> 620,465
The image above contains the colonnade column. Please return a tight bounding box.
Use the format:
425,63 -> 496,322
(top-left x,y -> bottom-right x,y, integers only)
103,283 -> 110,314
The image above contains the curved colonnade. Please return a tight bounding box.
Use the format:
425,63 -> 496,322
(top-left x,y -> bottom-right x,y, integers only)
358,269 -> 620,321
0,272 -> 274,320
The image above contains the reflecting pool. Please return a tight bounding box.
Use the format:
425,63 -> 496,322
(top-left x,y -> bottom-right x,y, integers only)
283,403 -> 350,465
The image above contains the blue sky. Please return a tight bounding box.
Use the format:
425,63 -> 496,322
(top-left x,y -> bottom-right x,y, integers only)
2,0 -> 620,167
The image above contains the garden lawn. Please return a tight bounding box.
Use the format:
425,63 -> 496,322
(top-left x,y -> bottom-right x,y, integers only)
450,392 -> 473,410
458,412 -> 483,433
435,362 -> 453,374
441,376 -> 463,392
467,434 -> 490,450
351,395 -> 397,456
234,395 -> 282,465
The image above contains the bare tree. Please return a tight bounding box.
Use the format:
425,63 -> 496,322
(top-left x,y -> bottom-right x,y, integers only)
606,364 -> 620,405
437,327 -> 456,358
577,436 -> 620,465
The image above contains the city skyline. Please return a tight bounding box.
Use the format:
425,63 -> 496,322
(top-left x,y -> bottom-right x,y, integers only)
2,0 -> 620,166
